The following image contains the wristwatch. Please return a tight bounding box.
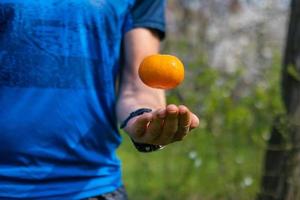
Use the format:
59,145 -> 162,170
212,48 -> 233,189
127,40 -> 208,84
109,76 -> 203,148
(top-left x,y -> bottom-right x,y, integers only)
120,108 -> 164,153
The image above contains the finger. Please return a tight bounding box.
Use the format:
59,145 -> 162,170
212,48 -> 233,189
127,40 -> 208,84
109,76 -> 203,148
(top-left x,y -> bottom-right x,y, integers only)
155,104 -> 179,145
173,105 -> 191,141
131,113 -> 152,140
143,109 -> 165,142
190,113 -> 200,130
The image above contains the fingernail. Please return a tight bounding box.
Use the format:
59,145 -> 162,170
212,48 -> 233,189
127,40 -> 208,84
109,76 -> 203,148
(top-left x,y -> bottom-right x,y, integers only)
179,108 -> 187,115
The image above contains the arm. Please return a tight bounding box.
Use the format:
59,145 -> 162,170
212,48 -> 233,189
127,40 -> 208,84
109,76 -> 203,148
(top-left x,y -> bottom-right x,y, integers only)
116,28 -> 166,122
116,28 -> 199,147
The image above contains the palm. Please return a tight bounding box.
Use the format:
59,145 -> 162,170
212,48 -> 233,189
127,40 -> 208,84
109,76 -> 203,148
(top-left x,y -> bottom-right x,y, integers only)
124,104 -> 199,145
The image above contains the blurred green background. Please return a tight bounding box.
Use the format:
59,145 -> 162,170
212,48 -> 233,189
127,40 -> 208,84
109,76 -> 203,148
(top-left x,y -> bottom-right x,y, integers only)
118,1 -> 288,199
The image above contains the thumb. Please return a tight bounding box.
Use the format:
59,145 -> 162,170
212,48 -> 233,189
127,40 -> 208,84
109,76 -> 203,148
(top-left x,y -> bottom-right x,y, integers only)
125,113 -> 152,140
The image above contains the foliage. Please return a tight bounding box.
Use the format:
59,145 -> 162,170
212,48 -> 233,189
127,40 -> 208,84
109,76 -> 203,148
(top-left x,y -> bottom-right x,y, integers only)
117,2 -> 287,198
117,50 -> 284,200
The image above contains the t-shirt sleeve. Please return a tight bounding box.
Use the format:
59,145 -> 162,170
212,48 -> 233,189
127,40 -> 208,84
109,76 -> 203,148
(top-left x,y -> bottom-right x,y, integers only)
129,0 -> 166,40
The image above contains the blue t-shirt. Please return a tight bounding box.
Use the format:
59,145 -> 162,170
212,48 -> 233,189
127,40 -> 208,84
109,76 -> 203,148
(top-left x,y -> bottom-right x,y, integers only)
0,0 -> 165,199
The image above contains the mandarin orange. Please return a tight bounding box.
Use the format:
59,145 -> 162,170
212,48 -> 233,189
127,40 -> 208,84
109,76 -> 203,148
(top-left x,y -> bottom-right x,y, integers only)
138,54 -> 184,89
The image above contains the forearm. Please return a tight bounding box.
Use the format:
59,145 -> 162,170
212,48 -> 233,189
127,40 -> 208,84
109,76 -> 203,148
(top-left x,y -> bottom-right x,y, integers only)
116,28 -> 166,124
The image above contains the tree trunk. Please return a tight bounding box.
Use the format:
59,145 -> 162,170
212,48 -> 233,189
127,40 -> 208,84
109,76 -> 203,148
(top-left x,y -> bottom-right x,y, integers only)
258,0 -> 300,199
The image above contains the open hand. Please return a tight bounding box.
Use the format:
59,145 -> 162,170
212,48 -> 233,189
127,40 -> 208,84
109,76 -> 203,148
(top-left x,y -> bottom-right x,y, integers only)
124,104 -> 199,146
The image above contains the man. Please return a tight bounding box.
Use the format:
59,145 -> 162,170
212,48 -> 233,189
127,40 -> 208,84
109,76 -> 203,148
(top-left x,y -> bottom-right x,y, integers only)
0,0 -> 199,199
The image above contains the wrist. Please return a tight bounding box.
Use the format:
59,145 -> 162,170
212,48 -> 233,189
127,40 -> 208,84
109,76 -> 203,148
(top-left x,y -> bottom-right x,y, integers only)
120,108 -> 164,153
120,108 -> 152,129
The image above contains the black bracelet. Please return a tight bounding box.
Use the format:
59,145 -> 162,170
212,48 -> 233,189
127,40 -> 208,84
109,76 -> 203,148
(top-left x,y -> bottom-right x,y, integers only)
120,108 -> 152,129
120,108 -> 164,153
